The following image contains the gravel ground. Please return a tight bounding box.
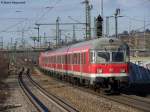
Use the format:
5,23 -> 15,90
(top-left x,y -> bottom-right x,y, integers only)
31,68 -> 142,112
23,74 -> 67,112
0,64 -> 38,112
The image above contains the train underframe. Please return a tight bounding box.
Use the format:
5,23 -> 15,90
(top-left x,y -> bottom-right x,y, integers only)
93,76 -> 129,93
41,68 -> 129,94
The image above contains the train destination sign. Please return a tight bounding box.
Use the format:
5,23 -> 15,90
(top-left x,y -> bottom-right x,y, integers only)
1,1 -> 26,4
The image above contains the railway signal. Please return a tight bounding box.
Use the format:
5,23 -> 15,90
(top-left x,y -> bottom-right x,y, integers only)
96,15 -> 103,38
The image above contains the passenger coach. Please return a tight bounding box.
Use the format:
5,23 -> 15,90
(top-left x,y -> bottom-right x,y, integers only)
39,38 -> 129,91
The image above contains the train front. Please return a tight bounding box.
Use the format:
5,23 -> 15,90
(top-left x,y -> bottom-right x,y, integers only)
90,38 -> 130,91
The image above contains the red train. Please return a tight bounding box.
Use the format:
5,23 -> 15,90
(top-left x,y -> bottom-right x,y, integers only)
39,38 -> 130,91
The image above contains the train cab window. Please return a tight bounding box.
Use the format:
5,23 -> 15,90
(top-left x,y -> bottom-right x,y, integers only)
97,52 -> 110,63
112,52 -> 124,62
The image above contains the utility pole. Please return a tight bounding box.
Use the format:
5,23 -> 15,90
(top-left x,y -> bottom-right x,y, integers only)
101,0 -> 104,36
106,17 -> 109,36
94,17 -> 97,38
73,24 -> 76,42
144,18 -> 146,50
14,41 -> 17,62
37,25 -> 40,47
44,32 -> 47,47
34,25 -> 40,47
56,17 -> 60,47
59,29 -> 61,46
82,0 -> 92,40
0,37 -> 3,50
21,29 -> 25,49
114,8 -> 123,38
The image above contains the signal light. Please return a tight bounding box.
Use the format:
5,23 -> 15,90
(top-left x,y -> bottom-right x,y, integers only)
96,15 -> 103,38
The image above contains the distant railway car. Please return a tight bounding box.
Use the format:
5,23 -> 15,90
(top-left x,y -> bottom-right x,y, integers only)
39,38 -> 129,91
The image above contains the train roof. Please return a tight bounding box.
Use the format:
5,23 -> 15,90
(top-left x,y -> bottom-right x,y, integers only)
41,37 -> 122,56
70,37 -> 121,49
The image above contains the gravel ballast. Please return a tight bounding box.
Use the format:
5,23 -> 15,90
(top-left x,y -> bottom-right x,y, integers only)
31,68 -> 142,112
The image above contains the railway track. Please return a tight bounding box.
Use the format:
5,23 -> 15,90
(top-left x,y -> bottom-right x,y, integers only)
37,69 -> 150,112
72,83 -> 150,112
18,69 -> 79,112
69,82 -> 150,112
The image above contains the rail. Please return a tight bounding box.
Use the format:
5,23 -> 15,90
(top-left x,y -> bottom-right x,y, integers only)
26,72 -> 79,112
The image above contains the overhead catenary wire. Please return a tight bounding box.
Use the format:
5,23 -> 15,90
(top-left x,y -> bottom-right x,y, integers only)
0,20 -> 27,33
35,0 -> 62,23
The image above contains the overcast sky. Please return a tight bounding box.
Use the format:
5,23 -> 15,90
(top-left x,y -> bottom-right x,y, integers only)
0,0 -> 150,47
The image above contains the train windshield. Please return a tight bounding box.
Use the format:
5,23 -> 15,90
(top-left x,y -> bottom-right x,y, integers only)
95,51 -> 125,63
112,52 -> 124,62
97,52 -> 110,63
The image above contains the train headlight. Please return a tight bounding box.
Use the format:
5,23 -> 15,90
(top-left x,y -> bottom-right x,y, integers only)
120,69 -> 125,73
109,68 -> 114,72
97,69 -> 103,73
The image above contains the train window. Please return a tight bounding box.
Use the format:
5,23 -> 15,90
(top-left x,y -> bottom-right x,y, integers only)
90,51 -> 95,63
52,56 -> 53,63
53,56 -> 55,63
60,56 -> 61,64
76,53 -> 78,64
66,55 -> 69,64
73,53 -> 77,64
72,54 -> 74,64
47,57 -> 49,64
64,55 -> 66,64
77,53 -> 79,64
70,54 -> 72,64
58,56 -> 60,64
112,52 -> 124,62
78,53 -> 80,64
97,52 -> 110,63
60,56 -> 64,64
56,56 -> 58,64
45,58 -> 47,64
54,56 -> 56,63
67,54 -> 70,64
81,53 -> 83,64
84,52 -> 86,64
59,56 -> 61,64
76,54 -> 78,64
69,54 -> 71,64
65,55 -> 67,64
64,55 -> 65,64
62,55 -> 63,64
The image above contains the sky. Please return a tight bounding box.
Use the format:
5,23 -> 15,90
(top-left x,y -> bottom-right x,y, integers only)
0,0 -> 150,47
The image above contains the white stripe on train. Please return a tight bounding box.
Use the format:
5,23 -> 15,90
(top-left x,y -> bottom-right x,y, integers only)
41,66 -> 128,78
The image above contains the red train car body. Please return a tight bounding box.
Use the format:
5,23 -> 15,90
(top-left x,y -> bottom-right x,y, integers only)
39,38 -> 129,90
